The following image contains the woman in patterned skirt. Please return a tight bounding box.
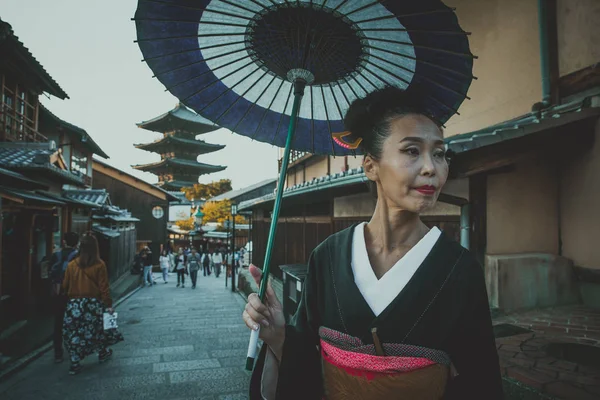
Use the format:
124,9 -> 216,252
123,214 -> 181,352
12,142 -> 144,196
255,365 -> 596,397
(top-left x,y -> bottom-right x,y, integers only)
62,232 -> 123,375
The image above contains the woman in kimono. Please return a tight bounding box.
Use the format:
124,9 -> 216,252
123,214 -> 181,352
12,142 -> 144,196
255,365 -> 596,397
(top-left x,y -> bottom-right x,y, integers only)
243,87 -> 503,399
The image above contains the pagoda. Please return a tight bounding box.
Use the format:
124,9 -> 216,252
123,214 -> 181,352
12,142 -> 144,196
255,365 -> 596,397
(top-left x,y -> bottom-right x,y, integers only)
133,103 -> 226,191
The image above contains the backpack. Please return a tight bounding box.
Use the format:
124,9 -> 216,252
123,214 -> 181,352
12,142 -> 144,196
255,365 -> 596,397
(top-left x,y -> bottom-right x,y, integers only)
202,253 -> 210,267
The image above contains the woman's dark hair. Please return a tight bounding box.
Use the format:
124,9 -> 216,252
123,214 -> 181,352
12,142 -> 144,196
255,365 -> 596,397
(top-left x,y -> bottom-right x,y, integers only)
344,86 -> 440,159
78,232 -> 101,268
63,231 -> 79,248
343,86 -> 442,196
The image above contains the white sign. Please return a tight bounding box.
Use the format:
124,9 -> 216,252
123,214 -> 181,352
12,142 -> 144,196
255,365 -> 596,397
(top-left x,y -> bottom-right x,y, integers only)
169,204 -> 192,222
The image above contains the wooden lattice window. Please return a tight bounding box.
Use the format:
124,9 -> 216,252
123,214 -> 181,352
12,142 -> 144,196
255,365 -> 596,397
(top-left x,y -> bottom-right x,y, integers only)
1,74 -> 43,142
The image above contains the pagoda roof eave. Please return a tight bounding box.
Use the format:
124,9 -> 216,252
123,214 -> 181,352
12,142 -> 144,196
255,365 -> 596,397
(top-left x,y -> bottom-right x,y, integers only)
134,136 -> 225,155
131,158 -> 226,174
136,103 -> 220,134
156,180 -> 198,190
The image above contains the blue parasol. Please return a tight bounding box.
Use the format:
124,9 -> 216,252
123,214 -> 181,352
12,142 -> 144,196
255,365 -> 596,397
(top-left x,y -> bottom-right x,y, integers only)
134,0 -> 474,370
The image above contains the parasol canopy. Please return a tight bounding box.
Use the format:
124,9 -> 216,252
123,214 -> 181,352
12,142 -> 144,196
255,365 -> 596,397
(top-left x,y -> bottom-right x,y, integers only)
134,0 -> 474,155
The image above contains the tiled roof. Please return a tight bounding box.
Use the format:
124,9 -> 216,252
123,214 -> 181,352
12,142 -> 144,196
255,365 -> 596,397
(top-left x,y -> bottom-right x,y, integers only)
39,105 -> 109,159
132,158 -> 226,173
0,143 -> 84,185
167,191 -> 192,205
135,135 -> 225,155
63,189 -> 110,207
0,166 -> 48,189
35,190 -> 96,208
0,186 -> 65,206
92,225 -> 121,238
0,18 -> 68,99
136,103 -> 220,134
445,94 -> 600,153
156,180 -> 199,191
210,179 -> 277,202
239,94 -> 600,211
93,158 -> 180,202
238,168 -> 367,211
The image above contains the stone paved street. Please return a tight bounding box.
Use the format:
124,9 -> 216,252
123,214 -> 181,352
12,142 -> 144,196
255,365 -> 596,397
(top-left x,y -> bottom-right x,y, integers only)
495,306 -> 600,399
0,272 -> 252,400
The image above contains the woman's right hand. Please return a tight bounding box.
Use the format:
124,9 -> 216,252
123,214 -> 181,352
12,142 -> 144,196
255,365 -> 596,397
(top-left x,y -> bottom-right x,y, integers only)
243,264 -> 286,355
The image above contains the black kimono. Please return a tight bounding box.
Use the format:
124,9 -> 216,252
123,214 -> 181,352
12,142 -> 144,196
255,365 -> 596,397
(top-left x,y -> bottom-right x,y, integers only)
250,224 -> 503,399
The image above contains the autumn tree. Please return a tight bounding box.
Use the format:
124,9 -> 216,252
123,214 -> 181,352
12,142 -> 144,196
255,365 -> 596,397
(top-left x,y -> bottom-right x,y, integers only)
175,217 -> 195,231
181,179 -> 232,201
201,199 -> 246,228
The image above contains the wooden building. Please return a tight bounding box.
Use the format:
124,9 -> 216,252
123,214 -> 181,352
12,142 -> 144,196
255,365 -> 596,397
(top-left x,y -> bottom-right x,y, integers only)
0,17 -> 108,330
92,159 -> 179,260
240,0 -> 600,313
39,104 -> 109,188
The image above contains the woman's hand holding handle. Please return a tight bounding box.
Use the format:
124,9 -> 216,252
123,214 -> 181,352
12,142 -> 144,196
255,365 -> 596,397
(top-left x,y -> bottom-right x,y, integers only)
242,264 -> 286,360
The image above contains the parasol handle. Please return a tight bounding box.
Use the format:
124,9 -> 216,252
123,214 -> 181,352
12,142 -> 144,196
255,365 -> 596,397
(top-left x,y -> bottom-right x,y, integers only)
246,79 -> 307,371
246,328 -> 260,370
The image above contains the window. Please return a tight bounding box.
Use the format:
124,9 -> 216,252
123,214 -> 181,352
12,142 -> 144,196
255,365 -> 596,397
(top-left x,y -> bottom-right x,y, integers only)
71,148 -> 88,176
1,78 -> 41,141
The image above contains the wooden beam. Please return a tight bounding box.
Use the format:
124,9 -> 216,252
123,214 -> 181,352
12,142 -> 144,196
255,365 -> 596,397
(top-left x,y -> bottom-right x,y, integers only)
559,62 -> 600,99
0,192 -> 25,204
2,205 -> 55,212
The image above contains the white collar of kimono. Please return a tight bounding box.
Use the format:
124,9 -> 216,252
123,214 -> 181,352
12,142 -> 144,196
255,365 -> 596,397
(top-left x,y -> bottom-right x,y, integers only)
351,222 -> 441,317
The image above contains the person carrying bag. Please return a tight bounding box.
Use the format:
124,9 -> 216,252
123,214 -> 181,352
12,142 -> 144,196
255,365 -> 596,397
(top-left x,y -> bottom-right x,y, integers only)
61,232 -> 123,375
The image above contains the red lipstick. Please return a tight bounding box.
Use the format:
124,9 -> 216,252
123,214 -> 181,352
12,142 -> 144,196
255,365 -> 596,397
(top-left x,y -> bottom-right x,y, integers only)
414,185 -> 436,195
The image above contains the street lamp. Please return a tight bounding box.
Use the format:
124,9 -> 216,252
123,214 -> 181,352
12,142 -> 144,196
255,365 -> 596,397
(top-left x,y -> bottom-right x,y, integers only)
230,203 -> 237,292
193,208 -> 204,251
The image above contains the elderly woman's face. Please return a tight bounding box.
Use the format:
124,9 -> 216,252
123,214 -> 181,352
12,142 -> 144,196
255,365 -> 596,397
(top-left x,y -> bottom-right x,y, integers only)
365,114 -> 448,213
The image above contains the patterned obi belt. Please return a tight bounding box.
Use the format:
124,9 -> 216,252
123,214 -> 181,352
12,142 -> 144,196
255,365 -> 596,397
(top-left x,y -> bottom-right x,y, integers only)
319,327 -> 452,400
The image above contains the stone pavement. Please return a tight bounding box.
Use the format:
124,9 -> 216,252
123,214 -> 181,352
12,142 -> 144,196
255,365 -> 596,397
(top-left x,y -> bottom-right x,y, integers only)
0,272 -> 252,400
494,305 -> 600,399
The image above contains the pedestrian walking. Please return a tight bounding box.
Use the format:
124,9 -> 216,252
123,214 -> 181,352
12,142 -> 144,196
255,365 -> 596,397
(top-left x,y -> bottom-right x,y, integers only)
159,250 -> 171,284
212,251 -> 223,278
202,251 -> 211,277
141,247 -> 155,287
49,231 -> 79,364
175,248 -> 187,288
187,248 -> 202,289
234,249 -> 241,273
61,232 -> 123,375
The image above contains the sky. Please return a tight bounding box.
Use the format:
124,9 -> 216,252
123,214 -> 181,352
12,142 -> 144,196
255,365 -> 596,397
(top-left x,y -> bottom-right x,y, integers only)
2,0 -> 280,190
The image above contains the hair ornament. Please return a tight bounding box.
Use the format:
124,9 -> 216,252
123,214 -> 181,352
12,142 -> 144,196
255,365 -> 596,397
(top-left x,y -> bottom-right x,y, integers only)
332,131 -> 362,150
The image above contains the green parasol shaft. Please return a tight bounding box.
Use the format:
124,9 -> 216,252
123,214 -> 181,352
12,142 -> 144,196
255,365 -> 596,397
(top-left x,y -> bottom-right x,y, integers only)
246,79 -> 306,371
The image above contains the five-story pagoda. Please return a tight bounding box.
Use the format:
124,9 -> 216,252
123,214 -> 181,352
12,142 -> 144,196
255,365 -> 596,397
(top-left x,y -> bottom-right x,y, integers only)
133,103 -> 226,190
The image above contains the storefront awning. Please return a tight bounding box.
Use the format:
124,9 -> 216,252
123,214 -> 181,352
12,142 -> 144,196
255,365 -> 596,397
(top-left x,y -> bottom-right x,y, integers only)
0,167 -> 48,190
35,191 -> 98,208
0,186 -> 65,206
